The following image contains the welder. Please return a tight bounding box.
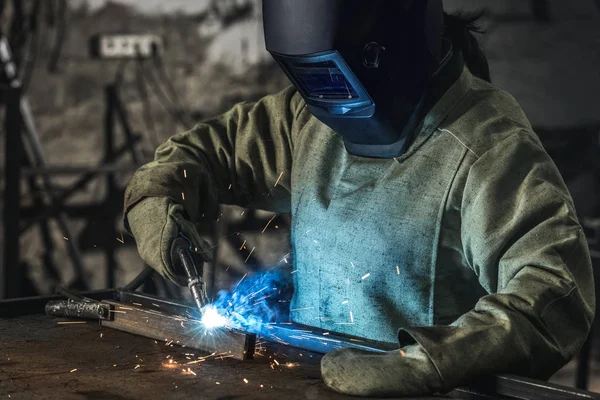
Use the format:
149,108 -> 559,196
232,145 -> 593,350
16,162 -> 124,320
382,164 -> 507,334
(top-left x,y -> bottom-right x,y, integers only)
123,0 -> 595,397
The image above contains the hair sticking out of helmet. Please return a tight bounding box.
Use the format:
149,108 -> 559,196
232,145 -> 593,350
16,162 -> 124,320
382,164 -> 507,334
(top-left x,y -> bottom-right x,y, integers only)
443,11 -> 490,83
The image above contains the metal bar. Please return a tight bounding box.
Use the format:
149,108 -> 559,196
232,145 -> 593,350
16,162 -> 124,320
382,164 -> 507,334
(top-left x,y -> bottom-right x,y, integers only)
460,375 -> 600,400
2,86 -> 23,299
257,323 -> 396,354
45,299 -> 112,320
100,299 -> 255,361
0,289 -> 117,317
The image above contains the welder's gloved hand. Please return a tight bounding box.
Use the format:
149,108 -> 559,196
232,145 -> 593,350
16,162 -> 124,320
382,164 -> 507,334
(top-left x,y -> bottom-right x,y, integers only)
126,196 -> 214,286
321,343 -> 443,397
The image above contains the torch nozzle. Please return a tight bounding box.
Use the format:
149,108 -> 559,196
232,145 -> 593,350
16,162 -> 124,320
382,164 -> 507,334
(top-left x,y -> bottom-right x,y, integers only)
171,236 -> 208,313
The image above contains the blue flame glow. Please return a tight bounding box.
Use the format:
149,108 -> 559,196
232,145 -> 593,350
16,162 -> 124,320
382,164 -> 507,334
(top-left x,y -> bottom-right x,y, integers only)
200,266 -> 293,332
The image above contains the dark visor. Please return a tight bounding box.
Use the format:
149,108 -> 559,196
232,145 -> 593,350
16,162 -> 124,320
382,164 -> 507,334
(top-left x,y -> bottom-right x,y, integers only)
287,60 -> 358,100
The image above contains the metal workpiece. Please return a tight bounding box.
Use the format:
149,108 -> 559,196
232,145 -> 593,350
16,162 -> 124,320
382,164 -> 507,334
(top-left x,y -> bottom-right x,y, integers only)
100,299 -> 255,361
45,300 -> 113,320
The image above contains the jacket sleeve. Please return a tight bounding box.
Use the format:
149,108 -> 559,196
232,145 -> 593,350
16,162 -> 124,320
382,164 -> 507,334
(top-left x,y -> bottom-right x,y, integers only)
398,132 -> 595,390
123,86 -> 307,229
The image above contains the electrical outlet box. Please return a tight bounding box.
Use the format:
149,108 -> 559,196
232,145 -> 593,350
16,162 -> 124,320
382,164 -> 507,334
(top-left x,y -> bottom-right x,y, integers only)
89,33 -> 164,60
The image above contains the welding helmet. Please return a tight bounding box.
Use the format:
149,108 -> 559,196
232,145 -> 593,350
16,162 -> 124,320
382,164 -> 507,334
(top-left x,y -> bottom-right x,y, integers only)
263,0 -> 447,158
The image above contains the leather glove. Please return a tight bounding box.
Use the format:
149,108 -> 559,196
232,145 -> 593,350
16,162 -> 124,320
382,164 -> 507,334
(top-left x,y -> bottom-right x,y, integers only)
126,196 -> 214,286
321,344 -> 443,397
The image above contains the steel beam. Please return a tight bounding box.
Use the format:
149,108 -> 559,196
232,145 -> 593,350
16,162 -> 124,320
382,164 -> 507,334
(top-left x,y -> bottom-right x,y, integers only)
99,292 -> 255,361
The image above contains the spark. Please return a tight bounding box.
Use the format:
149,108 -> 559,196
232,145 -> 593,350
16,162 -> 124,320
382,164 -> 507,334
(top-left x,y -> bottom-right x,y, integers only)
244,247 -> 256,263
273,359 -> 280,366
396,265 -> 400,275
274,172 -> 284,187
286,362 -> 299,368
70,368 -> 77,373
243,378 -> 249,384
165,340 -> 174,346
361,273 -> 371,280
290,307 -> 313,312
188,368 -> 196,376
228,184 -> 232,190
216,382 -> 221,385
152,303 -> 161,308
63,237 -> 69,241
117,233 -> 124,244
133,303 -> 143,306
184,169 -> 187,178
400,349 -> 406,357
134,364 -> 141,370
290,270 -> 298,274
236,273 -> 248,288
341,300 -> 349,305
262,215 -> 277,233
100,333 -> 103,338
246,286 -> 268,299
351,262 -> 355,269
239,240 -> 247,250
350,312 -> 354,323
57,321 -> 86,325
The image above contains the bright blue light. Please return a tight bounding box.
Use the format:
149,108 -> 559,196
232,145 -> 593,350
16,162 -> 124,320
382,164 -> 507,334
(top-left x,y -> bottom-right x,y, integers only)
202,266 -> 293,333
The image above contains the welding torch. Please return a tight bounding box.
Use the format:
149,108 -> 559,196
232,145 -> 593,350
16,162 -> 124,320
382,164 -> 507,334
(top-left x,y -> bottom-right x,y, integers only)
170,235 -> 208,314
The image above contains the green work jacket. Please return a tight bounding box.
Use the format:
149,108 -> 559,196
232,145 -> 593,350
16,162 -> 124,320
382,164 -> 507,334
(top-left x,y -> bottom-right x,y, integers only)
124,67 -> 594,388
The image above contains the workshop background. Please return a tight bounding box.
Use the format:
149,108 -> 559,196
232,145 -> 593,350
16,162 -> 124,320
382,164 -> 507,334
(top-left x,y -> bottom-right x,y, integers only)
1,0 -> 599,392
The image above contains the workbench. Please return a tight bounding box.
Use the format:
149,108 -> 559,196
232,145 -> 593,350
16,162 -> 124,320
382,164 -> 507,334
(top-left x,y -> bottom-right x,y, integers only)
1,293 -> 598,400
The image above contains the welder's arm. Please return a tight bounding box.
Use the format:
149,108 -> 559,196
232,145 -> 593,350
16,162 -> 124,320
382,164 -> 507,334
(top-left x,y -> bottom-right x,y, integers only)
123,86 -> 307,284
399,133 -> 595,391
124,86 -> 306,224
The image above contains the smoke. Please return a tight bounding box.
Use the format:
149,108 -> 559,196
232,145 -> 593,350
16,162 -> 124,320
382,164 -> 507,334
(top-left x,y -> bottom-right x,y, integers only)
203,266 -> 294,332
